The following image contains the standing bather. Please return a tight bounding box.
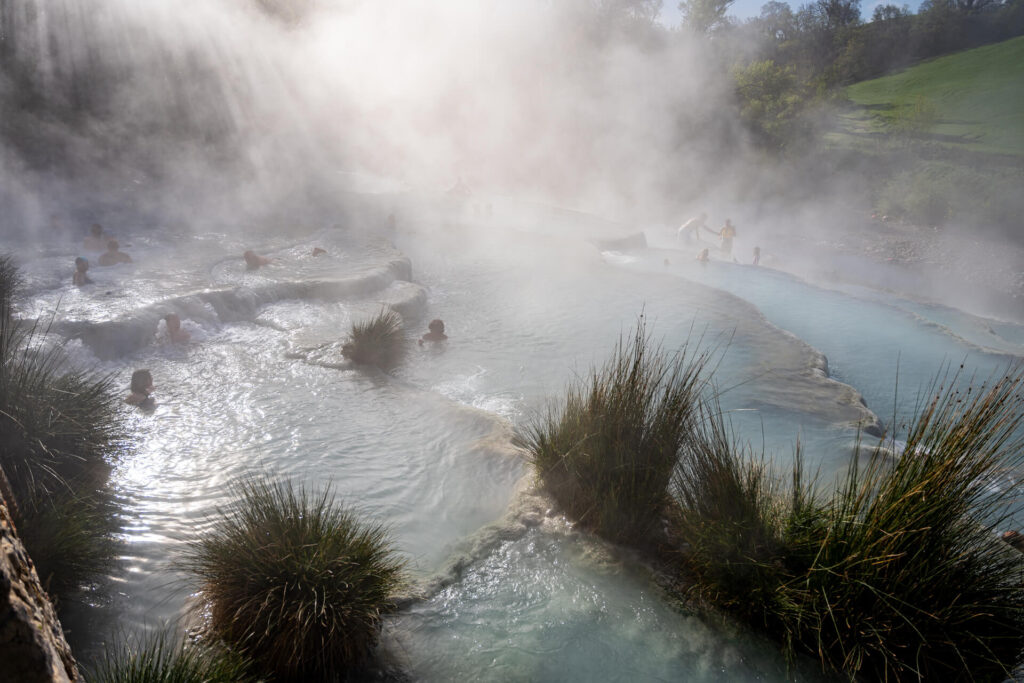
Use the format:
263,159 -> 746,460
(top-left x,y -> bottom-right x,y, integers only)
677,212 -> 707,243
709,219 -> 736,256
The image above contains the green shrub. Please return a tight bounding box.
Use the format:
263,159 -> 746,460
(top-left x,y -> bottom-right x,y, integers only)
672,367 -> 1024,680
341,308 -> 406,369
183,475 -> 406,682
86,631 -> 253,683
17,490 -> 116,597
519,318 -> 712,545
0,254 -> 123,599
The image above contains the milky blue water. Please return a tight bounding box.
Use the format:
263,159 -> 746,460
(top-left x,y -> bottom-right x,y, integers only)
9,198 -> 1021,681
620,246 -> 1022,433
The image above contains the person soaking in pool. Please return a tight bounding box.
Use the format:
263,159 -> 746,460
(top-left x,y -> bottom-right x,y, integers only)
164,313 -> 191,344
83,223 -> 108,251
419,319 -> 448,345
126,369 -> 155,407
243,249 -> 272,270
98,239 -> 132,266
73,257 -> 92,286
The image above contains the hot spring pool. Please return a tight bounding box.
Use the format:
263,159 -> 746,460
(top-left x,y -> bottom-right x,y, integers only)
11,200 -> 1022,681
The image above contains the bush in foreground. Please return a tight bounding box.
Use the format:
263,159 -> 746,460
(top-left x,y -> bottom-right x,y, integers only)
16,490 -> 117,596
86,631 -> 253,683
341,308 -> 406,369
673,367 -> 1024,681
0,254 -> 123,599
519,319 -> 712,544
183,475 -> 406,682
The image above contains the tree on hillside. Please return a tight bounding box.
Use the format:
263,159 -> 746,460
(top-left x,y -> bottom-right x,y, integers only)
732,59 -> 809,151
570,0 -> 666,44
872,3 -> 911,21
758,0 -> 800,40
954,0 -> 997,13
680,0 -> 736,32
811,0 -> 862,32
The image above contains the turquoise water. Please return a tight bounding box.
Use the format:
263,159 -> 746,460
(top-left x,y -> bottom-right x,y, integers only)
620,247 -> 1021,433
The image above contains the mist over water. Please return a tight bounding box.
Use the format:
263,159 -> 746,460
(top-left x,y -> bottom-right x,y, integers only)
2,1 -> 1022,680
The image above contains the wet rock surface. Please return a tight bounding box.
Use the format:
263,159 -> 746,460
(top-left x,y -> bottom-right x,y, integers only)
0,498 -> 80,683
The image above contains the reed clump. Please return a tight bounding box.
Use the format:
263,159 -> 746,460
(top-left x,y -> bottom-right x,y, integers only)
341,308 -> 406,369
519,319 -> 711,544
86,631 -> 253,683
0,255 -> 123,598
528,320 -> 1024,678
672,368 -> 1024,681
183,475 -> 406,682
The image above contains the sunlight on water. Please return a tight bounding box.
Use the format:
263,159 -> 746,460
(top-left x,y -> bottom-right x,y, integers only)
22,207 -> 1015,679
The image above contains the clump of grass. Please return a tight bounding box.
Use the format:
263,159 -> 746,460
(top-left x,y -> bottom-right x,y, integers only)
0,254 -> 124,599
668,398 -> 791,620
86,631 -> 253,683
341,308 -> 406,369
183,474 -> 406,682
519,318 -> 712,545
16,489 -> 117,597
672,367 -> 1024,681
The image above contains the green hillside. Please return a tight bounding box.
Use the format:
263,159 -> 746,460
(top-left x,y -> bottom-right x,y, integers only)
835,36 -> 1024,156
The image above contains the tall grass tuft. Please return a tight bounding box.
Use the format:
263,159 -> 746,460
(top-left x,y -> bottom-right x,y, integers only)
672,367 -> 1024,681
669,398 -> 792,621
0,254 -> 124,598
519,319 -> 712,544
183,475 -> 406,682
341,308 -> 406,369
86,631 -> 254,683
16,490 -> 117,596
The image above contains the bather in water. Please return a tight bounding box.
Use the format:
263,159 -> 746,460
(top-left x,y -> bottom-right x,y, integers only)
164,313 -> 191,344
126,369 -> 155,408
244,249 -> 272,270
419,319 -> 448,345
98,239 -> 132,266
73,257 -> 92,286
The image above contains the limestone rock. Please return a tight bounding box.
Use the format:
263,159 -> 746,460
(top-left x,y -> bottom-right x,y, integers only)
0,498 -> 80,682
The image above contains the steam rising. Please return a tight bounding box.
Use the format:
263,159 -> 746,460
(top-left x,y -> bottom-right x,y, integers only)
0,0 -> 755,229
1,0 -> 1020,321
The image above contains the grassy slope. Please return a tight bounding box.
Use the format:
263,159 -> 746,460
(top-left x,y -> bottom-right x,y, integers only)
836,36 -> 1024,156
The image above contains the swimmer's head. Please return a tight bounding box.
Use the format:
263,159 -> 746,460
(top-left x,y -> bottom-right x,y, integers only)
130,369 -> 153,395
75,257 -> 89,272
165,313 -> 181,331
107,239 -> 119,252
428,319 -> 445,334
91,223 -> 103,237
243,250 -> 260,268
